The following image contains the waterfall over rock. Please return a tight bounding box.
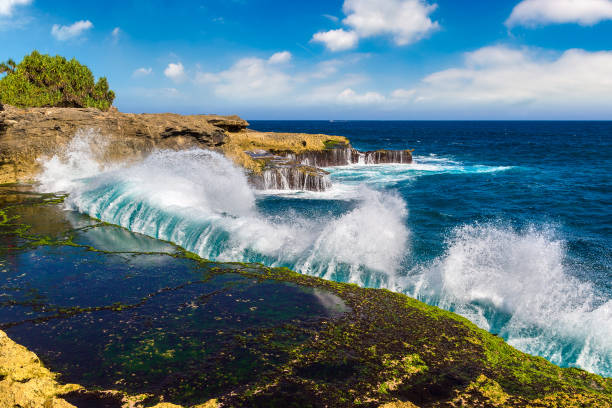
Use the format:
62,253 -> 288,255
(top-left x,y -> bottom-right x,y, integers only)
247,143 -> 414,191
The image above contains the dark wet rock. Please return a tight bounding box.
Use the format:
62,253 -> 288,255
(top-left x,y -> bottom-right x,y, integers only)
248,143 -> 413,191
354,149 -> 414,164
283,141 -> 354,167
277,142 -> 413,168
245,151 -> 332,191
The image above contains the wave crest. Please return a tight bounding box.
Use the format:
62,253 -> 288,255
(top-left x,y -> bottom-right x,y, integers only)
406,223 -> 612,375
37,130 -> 409,287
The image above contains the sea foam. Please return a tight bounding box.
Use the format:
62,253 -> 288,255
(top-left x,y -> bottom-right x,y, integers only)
403,223 -> 612,376
37,130 -> 611,377
38,130 -> 409,288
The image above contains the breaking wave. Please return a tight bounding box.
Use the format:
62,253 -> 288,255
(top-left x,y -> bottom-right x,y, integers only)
37,130 -> 611,377
38,131 -> 409,288
402,223 -> 612,376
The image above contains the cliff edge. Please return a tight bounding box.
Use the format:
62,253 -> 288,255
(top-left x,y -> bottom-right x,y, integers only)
0,106 -> 412,190
0,105 -> 248,184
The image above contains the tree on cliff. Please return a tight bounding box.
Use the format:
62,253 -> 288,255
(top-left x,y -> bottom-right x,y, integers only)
0,51 -> 115,110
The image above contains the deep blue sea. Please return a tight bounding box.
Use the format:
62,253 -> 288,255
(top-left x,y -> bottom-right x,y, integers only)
38,122 -> 612,377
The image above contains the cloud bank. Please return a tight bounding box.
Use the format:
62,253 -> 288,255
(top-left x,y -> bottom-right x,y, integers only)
507,0 -> 612,27
196,55 -> 292,99
414,46 -> 612,109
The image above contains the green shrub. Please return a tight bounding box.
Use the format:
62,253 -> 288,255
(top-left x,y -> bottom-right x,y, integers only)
0,51 -> 115,110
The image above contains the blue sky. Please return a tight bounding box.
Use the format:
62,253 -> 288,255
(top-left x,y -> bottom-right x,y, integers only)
2,0 -> 612,119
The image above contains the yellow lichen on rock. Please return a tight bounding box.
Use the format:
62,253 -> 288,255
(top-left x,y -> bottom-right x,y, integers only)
192,400 -> 219,408
0,329 -> 220,408
378,401 -> 420,408
451,374 -> 511,407
0,330 -> 81,408
221,129 -> 348,173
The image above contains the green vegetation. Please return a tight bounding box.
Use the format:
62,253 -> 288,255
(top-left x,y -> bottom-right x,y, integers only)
323,138 -> 348,149
0,51 -> 115,110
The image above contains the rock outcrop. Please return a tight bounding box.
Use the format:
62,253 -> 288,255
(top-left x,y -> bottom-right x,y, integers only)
245,150 -> 332,191
248,144 -> 413,191
0,330 -> 81,407
0,105 -> 248,184
0,105 -> 413,192
280,141 -> 414,167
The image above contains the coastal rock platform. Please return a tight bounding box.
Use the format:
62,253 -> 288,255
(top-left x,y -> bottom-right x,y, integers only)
0,185 -> 610,407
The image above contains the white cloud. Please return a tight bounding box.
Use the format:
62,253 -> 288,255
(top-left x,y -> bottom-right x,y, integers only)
164,62 -> 186,82
0,0 -> 32,16
390,88 -> 416,99
311,0 -> 439,52
133,67 -> 152,77
51,20 -> 93,41
462,45 -> 528,67
337,88 -> 385,104
110,27 -> 122,45
308,59 -> 342,79
311,28 -> 359,51
268,51 -> 292,64
413,45 -> 612,109
323,14 -> 339,22
196,54 -> 292,100
343,0 -> 440,45
506,0 -> 612,27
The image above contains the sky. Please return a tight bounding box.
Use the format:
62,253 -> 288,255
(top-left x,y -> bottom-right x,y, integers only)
1,0 -> 612,119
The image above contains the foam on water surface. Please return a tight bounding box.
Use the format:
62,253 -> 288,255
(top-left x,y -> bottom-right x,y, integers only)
38,131 -> 409,288
402,223 -> 612,375
36,129 -> 612,377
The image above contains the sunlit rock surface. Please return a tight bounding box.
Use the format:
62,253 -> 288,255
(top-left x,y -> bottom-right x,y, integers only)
0,106 -> 413,192
0,105 -> 247,184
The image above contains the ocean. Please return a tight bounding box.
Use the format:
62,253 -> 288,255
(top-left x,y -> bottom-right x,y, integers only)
38,121 -> 612,377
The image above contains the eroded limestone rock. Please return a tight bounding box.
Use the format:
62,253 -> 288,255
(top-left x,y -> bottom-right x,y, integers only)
0,105 -> 248,183
0,330 -> 81,408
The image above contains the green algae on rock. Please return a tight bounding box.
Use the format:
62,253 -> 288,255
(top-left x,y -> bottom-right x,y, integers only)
0,185 -> 611,407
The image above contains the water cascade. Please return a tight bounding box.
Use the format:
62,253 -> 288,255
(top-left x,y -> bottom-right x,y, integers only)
252,144 -> 413,191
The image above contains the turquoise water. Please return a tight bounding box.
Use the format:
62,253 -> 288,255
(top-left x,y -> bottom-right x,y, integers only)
37,122 -> 612,377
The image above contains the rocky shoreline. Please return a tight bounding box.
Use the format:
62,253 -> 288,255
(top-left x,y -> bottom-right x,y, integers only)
1,107 -> 611,407
0,105 -> 412,191
1,185 -> 611,407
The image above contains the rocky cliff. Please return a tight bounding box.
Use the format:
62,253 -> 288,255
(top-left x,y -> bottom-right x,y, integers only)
0,105 -> 247,184
0,105 -> 412,191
